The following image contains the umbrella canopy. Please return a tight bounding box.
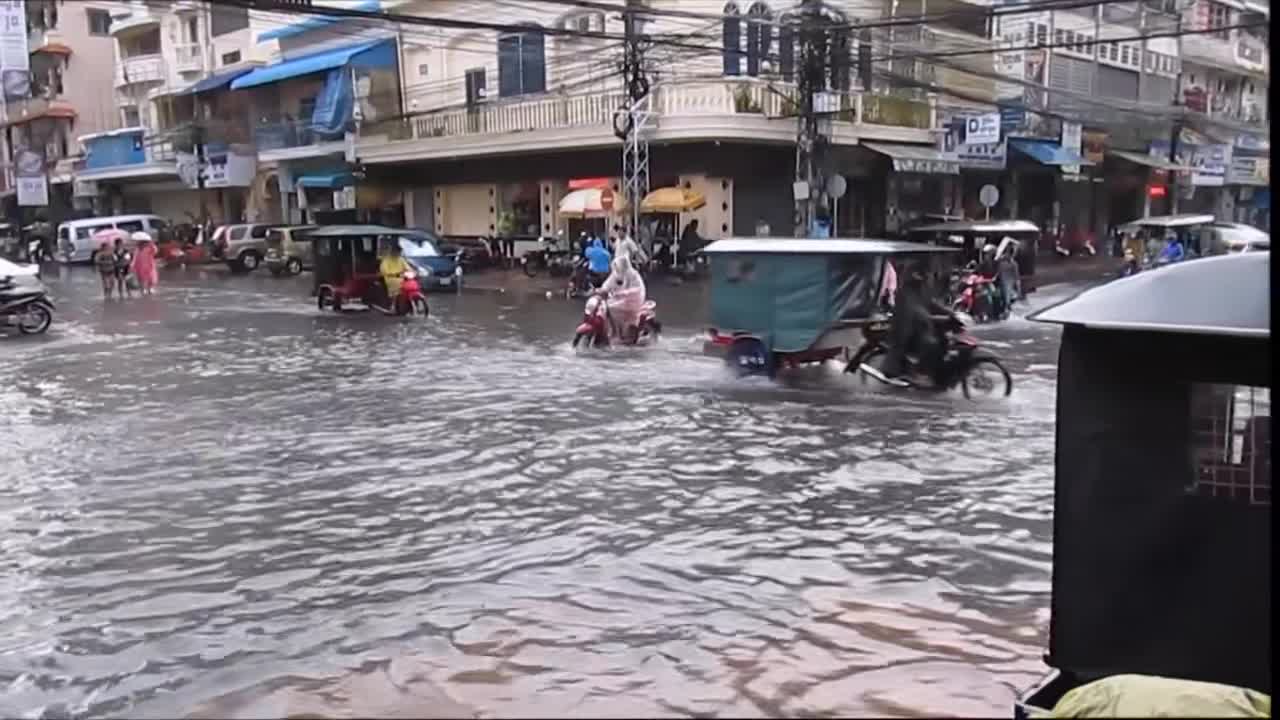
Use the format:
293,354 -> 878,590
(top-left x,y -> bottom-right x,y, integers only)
558,187 -> 624,218
641,186 -> 706,213
91,228 -> 132,249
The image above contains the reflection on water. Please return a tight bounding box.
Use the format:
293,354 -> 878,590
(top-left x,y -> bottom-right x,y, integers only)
0,269 -> 1065,718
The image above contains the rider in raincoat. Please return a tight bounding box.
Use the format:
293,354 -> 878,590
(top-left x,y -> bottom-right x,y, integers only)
584,237 -> 612,286
600,252 -> 646,340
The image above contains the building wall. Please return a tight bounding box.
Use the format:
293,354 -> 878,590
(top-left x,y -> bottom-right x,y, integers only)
54,2 -> 120,147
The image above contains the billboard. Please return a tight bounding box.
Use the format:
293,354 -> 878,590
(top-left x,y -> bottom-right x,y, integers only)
0,0 -> 29,102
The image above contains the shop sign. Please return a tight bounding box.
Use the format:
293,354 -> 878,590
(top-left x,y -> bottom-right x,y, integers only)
1188,143 -> 1231,186
892,158 -> 959,175
176,151 -> 257,190
333,186 -> 356,210
1226,156 -> 1269,186
1235,133 -> 1269,152
963,113 -> 1001,145
1082,130 -> 1107,166
1235,35 -> 1266,73
73,178 -> 98,198
939,121 -> 1006,170
15,149 -> 46,207
1060,122 -> 1083,176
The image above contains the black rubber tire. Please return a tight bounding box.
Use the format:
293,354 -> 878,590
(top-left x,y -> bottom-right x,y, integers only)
317,286 -> 333,311
16,304 -> 52,335
852,346 -> 888,384
239,251 -> 260,271
286,257 -> 303,275
961,357 -> 1013,399
572,331 -> 590,348
411,297 -> 429,317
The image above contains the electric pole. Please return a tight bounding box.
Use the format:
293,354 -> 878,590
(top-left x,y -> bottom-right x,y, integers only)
618,0 -> 651,239
793,0 -> 828,236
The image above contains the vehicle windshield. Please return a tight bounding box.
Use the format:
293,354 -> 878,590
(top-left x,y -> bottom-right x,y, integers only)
266,230 -> 284,248
398,236 -> 439,257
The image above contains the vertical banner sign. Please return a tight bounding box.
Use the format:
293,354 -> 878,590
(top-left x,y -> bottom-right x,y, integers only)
1060,121 -> 1083,176
0,0 -> 29,102
16,148 -> 48,206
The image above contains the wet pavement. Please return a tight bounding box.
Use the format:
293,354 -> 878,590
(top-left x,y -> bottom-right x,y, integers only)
0,264 -> 1084,718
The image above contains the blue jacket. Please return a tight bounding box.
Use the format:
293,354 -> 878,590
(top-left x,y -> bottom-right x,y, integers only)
584,238 -> 612,273
1161,239 -> 1185,263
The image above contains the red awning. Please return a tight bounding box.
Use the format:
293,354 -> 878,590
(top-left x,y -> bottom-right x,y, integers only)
567,177 -> 612,190
3,105 -> 77,127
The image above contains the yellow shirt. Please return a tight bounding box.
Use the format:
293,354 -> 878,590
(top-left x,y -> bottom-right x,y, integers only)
380,256 -> 410,295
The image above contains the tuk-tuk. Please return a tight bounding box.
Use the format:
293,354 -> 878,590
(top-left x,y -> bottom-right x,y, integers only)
1019,252 -> 1270,716
905,219 -> 1041,293
701,237 -> 956,377
1118,213 -> 1215,266
309,225 -> 433,317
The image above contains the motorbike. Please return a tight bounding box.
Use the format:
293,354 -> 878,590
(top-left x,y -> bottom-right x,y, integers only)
845,312 -> 1013,398
566,258 -> 609,300
951,270 -> 1007,322
571,290 -> 661,349
380,270 -> 428,317
1121,249 -> 1141,277
521,233 -> 576,278
0,275 -> 54,335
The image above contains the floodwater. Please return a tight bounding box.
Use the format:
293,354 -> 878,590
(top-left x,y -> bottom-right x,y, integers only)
0,266 -> 1073,718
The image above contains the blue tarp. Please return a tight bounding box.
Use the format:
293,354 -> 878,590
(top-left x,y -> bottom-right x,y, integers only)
184,67 -> 253,95
311,68 -> 352,138
230,39 -> 390,90
1010,138 -> 1092,167
257,0 -> 381,42
295,172 -> 354,189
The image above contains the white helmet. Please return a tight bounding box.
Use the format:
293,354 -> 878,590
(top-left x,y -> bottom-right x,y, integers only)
130,231 -> 153,244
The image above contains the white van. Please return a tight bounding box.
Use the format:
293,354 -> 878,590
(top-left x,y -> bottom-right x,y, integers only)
56,215 -> 172,263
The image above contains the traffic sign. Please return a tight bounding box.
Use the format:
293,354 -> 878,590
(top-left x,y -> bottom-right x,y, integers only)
600,188 -> 615,211
826,173 -> 847,200
979,184 -> 1000,208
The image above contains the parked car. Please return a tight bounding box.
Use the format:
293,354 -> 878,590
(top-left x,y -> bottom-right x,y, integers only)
398,229 -> 461,290
441,235 -> 494,271
212,224 -> 279,272
56,215 -> 172,263
1203,222 -> 1270,254
265,225 -> 318,277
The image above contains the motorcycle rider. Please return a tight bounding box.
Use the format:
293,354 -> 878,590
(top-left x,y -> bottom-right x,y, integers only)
874,263 -> 954,386
584,237 -> 612,287
1159,231 -> 1185,264
995,236 -> 1021,310
598,252 -> 647,342
378,241 -> 410,308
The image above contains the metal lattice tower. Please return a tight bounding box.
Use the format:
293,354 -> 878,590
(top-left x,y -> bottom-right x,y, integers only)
622,94 -> 652,235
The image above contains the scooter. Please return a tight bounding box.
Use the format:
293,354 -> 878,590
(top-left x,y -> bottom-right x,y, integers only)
571,290 -> 661,349
0,274 -> 54,335
377,270 -> 428,317
847,312 -> 1013,399
952,270 -> 1005,322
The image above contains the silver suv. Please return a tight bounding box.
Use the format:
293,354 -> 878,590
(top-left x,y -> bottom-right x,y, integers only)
213,224 -> 279,272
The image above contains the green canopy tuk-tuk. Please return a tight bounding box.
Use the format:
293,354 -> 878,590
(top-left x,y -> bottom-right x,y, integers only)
1018,252 -> 1270,716
701,238 -> 956,378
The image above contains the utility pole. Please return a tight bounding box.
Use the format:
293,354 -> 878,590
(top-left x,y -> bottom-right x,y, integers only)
793,0 -> 827,236
1167,13 -> 1183,215
618,0 -> 651,240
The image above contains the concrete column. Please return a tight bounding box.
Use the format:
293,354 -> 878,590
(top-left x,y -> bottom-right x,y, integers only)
433,187 -> 446,235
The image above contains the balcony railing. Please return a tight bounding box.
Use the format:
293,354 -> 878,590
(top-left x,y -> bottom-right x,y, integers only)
115,54 -> 165,88
254,118 -> 348,153
364,80 -> 933,145
173,43 -> 204,74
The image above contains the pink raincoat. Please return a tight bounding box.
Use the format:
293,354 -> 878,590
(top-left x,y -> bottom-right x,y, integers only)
131,240 -> 159,290
601,253 -> 646,330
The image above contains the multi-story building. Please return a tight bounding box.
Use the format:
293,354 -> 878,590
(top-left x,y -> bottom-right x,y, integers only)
2,0 -> 118,222
75,0 -> 275,222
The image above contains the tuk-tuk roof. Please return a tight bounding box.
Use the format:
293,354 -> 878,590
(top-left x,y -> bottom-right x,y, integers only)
701,238 -> 957,255
1029,252 -> 1270,338
907,219 -> 1040,234
307,224 -> 417,237
1119,214 -> 1215,230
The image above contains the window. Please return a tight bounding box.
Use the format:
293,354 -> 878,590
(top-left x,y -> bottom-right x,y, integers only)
722,2 -> 742,76
117,220 -> 145,233
122,106 -> 141,127
210,4 -> 249,37
417,63 -> 429,78
1189,383 -> 1270,506
1110,43 -> 1119,61
1206,1 -> 1231,41
778,21 -> 794,81
1035,23 -> 1048,46
745,2 -> 772,77
251,225 -> 269,239
86,8 -> 111,35
1064,30 -> 1075,49
1054,28 -> 1065,46
221,50 -> 241,65
497,28 -> 546,97
1121,44 -> 1131,64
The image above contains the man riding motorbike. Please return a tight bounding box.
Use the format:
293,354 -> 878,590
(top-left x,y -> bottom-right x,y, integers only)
377,241 -> 411,309
877,264 -> 955,386
597,252 -> 646,343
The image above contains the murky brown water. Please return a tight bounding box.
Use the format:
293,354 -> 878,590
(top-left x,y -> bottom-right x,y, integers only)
0,267 -> 1067,718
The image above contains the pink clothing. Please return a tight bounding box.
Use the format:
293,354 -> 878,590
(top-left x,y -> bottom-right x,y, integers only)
881,260 -> 898,306
131,243 -> 159,289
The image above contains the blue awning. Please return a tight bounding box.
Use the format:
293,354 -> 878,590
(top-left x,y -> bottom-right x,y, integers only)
1010,138 -> 1093,167
257,0 -> 381,42
230,39 -> 388,90
184,67 -> 254,95
295,172 -> 353,189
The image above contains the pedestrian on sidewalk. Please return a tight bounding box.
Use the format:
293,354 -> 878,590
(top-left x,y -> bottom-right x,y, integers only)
130,232 -> 159,295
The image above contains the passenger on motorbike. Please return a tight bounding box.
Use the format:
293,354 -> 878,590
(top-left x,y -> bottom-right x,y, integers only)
584,237 -> 612,286
598,252 -> 646,341
995,236 -> 1021,308
1159,232 -> 1185,264
880,265 -> 955,385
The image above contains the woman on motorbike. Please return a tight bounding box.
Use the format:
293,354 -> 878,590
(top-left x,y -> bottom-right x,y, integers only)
379,241 -> 410,306
598,252 -> 646,342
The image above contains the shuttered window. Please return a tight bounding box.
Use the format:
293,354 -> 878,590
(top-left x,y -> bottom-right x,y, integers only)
497,29 -> 546,97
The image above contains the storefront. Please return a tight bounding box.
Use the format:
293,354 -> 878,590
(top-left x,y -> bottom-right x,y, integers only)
1225,133 -> 1269,230
1007,137 -> 1095,249
859,142 -> 960,236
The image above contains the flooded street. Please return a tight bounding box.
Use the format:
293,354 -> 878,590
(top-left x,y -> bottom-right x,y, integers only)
0,266 -> 1072,718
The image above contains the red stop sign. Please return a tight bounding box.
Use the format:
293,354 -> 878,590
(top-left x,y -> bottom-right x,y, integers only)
599,188 -> 615,211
